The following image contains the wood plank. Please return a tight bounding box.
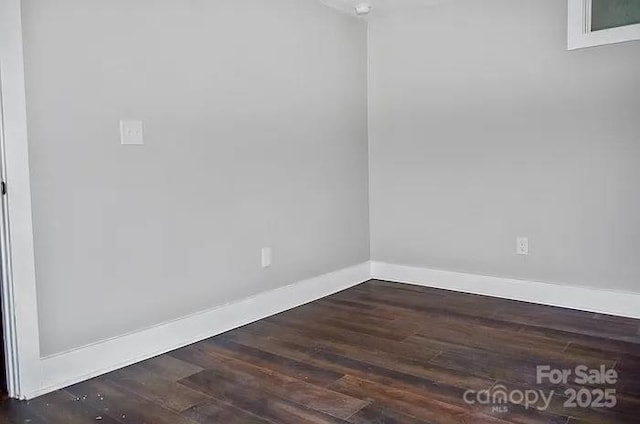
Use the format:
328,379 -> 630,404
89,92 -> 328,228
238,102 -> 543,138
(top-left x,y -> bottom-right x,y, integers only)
346,403 -> 435,424
180,370 -> 350,424
224,321 -> 493,392
19,391 -> 119,424
135,354 -> 204,382
106,365 -> 210,412
183,398 -> 273,424
329,375 -> 506,424
175,343 -> 368,420
65,378 -> 198,424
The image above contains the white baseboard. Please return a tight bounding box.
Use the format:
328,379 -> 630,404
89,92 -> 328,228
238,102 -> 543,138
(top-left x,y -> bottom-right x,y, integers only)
22,261 -> 371,399
21,260 -> 640,399
371,261 -> 640,320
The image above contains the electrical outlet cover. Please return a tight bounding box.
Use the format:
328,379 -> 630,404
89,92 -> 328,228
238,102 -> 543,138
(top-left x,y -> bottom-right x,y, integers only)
517,237 -> 529,255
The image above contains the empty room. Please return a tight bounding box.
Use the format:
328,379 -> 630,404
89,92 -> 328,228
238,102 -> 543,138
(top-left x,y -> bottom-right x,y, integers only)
0,0 -> 639,422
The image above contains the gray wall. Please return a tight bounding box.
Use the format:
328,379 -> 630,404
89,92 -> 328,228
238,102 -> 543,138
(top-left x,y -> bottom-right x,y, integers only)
22,0 -> 369,356
369,0 -> 640,292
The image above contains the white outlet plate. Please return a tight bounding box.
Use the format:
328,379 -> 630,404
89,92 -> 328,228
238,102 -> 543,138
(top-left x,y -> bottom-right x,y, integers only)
261,248 -> 272,268
516,237 -> 529,255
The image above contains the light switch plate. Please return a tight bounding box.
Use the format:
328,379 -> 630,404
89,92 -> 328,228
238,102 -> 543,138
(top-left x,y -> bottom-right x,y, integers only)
120,120 -> 144,145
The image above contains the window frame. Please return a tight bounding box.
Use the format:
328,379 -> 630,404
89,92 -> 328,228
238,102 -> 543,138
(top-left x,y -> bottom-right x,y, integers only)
568,0 -> 640,50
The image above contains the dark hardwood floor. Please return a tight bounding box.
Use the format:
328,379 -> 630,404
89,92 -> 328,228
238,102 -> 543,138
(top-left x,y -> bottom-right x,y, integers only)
1,279 -> 639,423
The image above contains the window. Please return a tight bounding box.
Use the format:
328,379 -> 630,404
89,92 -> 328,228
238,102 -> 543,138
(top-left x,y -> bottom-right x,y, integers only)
568,0 -> 640,50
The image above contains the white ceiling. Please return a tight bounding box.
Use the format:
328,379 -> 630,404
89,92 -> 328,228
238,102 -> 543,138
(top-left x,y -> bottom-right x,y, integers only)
317,0 -> 447,17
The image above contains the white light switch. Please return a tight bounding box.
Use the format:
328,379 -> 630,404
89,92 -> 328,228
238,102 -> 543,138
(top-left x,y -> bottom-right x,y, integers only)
120,120 -> 144,145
